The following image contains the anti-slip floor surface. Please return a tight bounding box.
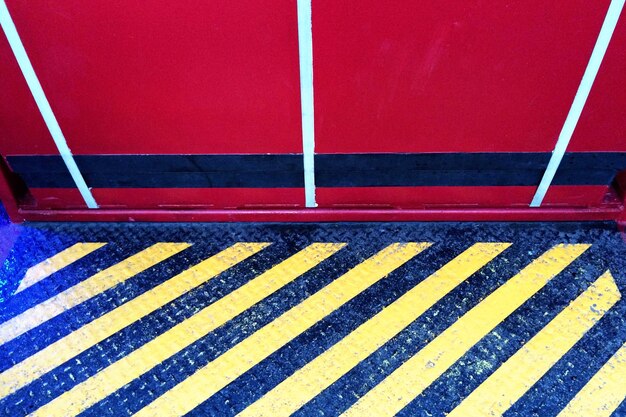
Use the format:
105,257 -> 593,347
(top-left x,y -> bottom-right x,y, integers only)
1,214 -> 625,416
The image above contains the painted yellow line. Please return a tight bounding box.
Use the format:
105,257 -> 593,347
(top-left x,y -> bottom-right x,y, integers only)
557,340 -> 626,417
239,242 -> 511,417
448,270 -> 621,417
29,243 -> 345,417
132,242 -> 431,417
0,242 -> 190,346
0,242 -> 266,399
16,242 -> 107,293
342,243 -> 590,417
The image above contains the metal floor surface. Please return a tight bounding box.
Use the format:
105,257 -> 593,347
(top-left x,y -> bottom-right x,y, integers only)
1,214 -> 626,416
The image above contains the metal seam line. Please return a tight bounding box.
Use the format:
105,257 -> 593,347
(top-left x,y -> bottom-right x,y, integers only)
297,0 -> 317,207
0,1 -> 98,208
530,0 -> 625,207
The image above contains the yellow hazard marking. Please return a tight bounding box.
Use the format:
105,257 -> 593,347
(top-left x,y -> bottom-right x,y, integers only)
0,242 -> 266,400
557,341 -> 626,417
238,242 -> 511,417
448,270 -> 621,417
341,243 -> 590,417
131,242 -> 431,417
28,243 -> 344,417
0,242 -> 190,346
16,242 -> 107,293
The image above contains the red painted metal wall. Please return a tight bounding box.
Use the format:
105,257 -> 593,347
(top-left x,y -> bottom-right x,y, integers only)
1,1 -> 625,220
1,0 -> 303,210
312,0 -> 625,209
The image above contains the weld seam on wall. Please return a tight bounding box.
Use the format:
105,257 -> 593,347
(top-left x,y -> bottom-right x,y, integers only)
530,0 -> 625,207
297,0 -> 317,207
0,1 -> 98,208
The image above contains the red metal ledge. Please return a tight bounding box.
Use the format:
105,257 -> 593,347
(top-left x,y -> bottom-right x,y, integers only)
15,206 -> 623,223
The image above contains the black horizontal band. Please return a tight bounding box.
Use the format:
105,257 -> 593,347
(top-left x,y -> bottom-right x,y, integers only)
315,153 -> 626,187
6,152 -> 626,188
8,154 -> 305,188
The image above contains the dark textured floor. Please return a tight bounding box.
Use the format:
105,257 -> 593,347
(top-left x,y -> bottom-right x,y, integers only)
1,205 -> 625,417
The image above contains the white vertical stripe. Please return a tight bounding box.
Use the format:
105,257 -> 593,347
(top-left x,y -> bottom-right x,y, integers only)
0,1 -> 98,208
531,0 -> 624,207
297,0 -> 317,207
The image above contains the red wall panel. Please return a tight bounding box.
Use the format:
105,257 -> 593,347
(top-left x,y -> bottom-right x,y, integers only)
0,1 -> 306,210
1,0 -> 302,155
0,34 -> 55,155
568,12 -> 626,151
312,0 -> 611,153
1,1 -> 624,216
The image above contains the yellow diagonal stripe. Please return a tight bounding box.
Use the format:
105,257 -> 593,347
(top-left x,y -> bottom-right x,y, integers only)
0,242 -> 266,399
342,243 -> 590,417
16,242 -> 107,293
29,243 -> 344,417
448,270 -> 621,417
557,341 -> 626,417
0,242 -> 190,346
239,242 -> 511,417
132,242 -> 431,417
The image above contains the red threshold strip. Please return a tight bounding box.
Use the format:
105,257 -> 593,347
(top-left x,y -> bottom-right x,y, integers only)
16,206 -> 623,223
